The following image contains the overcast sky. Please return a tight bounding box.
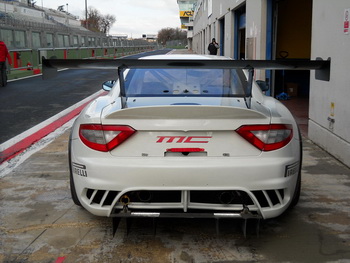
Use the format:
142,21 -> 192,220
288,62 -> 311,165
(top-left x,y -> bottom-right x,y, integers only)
41,0 -> 181,38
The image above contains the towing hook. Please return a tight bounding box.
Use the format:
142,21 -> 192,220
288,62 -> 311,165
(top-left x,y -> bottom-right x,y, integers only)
240,205 -> 255,219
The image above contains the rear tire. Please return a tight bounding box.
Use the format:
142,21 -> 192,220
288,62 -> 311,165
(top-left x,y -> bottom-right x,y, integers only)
70,172 -> 82,207
289,169 -> 301,208
289,127 -> 302,208
68,132 -> 82,207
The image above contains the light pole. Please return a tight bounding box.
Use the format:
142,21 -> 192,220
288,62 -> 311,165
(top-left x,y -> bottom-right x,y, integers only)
85,0 -> 88,29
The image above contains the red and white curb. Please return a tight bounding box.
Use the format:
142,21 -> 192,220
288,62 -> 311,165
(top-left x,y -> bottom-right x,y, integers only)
0,90 -> 107,177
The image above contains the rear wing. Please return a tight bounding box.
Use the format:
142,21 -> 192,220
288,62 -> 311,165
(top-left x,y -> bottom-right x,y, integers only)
42,57 -> 330,108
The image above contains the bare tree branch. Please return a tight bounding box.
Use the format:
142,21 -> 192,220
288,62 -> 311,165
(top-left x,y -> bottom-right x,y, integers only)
81,7 -> 116,34
157,27 -> 187,45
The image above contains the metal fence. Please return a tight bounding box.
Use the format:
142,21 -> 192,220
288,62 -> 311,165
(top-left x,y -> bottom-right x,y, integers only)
8,44 -> 159,74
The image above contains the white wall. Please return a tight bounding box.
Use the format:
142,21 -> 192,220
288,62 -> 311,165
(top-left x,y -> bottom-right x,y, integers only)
192,0 -> 266,61
309,0 -> 350,166
246,0 -> 267,80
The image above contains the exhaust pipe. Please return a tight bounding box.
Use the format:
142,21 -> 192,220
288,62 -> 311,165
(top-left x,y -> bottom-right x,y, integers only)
219,191 -> 234,204
120,195 -> 130,205
137,191 -> 153,202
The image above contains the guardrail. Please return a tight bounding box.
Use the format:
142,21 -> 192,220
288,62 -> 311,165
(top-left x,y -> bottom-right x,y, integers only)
7,45 -> 159,80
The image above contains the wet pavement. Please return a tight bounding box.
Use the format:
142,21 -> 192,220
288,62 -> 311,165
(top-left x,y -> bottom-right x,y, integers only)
0,130 -> 349,263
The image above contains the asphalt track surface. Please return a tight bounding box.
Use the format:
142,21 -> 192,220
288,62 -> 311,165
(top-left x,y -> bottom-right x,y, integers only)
0,49 -> 171,145
0,68 -> 116,143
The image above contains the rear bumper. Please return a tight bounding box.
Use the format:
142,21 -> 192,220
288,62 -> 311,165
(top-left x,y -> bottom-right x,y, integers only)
71,144 -> 301,219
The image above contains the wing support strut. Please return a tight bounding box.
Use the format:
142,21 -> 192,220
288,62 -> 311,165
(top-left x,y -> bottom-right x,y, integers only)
245,68 -> 254,109
117,67 -> 127,108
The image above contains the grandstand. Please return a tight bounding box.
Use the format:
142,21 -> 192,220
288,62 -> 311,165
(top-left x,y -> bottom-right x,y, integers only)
0,0 -> 129,49
0,0 -> 159,80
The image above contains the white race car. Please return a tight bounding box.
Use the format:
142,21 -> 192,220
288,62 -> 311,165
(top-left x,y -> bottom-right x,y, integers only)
64,54 -> 306,222
65,55 -> 302,224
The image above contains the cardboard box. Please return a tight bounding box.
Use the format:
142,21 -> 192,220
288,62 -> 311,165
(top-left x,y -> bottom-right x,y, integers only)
286,83 -> 299,97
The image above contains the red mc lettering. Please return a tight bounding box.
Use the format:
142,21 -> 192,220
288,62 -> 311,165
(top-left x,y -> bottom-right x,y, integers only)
156,136 -> 211,143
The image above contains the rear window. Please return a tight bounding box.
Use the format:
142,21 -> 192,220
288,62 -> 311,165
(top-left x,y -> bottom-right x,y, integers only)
124,68 -> 247,97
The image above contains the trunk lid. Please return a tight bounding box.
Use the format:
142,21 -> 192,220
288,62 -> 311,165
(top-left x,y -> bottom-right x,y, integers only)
101,103 -> 270,157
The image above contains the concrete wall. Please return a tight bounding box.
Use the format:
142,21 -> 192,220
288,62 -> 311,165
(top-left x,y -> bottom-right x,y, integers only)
246,0 -> 267,80
309,0 -> 350,167
192,0 -> 267,78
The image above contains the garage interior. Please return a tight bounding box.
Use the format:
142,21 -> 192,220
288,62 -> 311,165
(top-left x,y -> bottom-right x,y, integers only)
273,0 -> 312,136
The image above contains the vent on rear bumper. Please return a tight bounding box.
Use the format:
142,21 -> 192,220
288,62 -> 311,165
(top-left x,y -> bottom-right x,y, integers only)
252,189 -> 285,208
86,188 -> 120,206
84,188 -> 285,213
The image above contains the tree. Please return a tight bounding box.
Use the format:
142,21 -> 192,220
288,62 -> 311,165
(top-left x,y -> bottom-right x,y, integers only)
100,14 -> 116,34
86,7 -> 100,32
82,7 -> 116,34
157,27 -> 187,45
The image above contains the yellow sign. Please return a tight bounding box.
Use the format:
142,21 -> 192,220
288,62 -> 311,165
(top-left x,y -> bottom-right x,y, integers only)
181,24 -> 188,29
330,102 -> 335,117
180,11 -> 194,17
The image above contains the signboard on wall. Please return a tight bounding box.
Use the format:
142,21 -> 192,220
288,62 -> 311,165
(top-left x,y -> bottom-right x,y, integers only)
180,11 -> 194,17
344,9 -> 349,34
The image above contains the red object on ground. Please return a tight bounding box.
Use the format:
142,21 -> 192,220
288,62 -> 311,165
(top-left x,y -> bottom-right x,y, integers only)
33,68 -> 41,74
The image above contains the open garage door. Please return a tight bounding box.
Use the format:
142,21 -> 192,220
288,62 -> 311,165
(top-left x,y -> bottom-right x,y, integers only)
267,0 -> 312,135
268,0 -> 312,98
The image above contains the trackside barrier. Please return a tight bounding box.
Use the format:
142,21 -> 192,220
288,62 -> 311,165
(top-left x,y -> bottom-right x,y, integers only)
7,45 -> 158,79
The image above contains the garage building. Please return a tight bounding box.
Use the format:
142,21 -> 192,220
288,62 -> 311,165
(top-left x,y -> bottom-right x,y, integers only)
190,0 -> 350,167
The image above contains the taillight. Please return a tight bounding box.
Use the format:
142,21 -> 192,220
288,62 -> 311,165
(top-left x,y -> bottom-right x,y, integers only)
79,124 -> 136,152
236,124 -> 293,151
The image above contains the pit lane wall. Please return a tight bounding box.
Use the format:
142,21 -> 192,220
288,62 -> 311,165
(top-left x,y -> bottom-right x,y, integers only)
308,0 -> 350,167
6,45 -> 158,80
